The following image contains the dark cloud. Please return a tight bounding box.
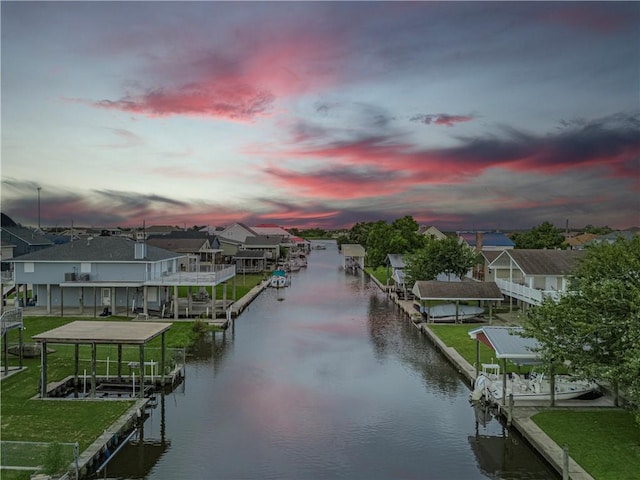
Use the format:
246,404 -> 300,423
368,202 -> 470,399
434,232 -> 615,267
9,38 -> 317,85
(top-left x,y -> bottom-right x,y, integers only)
410,113 -> 474,127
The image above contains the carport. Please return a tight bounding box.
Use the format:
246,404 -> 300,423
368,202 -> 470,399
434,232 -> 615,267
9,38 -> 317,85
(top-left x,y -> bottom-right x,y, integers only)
32,321 -> 171,399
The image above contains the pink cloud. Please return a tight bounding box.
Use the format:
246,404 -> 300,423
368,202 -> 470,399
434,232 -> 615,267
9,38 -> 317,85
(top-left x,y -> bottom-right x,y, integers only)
91,25 -> 346,122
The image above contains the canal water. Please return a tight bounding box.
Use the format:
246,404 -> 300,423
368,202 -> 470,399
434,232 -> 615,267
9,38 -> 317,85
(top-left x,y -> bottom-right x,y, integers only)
105,241 -> 558,479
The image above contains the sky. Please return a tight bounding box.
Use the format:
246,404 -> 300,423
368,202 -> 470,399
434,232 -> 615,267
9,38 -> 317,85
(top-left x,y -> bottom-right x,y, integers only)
1,1 -> 639,231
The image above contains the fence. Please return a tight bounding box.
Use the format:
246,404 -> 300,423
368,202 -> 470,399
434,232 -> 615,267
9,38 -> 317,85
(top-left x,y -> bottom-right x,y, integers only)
1,440 -> 78,476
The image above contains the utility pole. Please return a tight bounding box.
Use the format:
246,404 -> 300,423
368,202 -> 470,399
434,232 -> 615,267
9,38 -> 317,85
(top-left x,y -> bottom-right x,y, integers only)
37,186 -> 42,229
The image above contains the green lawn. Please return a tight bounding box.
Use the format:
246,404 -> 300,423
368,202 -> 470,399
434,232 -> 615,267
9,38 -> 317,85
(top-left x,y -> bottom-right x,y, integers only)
365,266 -> 388,286
1,317 -> 202,451
426,324 -> 640,479
177,273 -> 263,301
428,324 -> 533,374
533,410 -> 640,480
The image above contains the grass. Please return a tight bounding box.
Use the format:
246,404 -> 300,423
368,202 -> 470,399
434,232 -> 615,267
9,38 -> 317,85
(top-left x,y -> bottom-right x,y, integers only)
177,273 -> 264,301
365,266 -> 388,285
426,323 -> 640,479
532,410 -> 640,480
428,324 -> 534,374
0,317 -> 206,455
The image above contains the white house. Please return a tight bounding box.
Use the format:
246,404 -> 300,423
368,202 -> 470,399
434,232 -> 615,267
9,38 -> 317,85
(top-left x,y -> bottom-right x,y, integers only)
488,249 -> 584,308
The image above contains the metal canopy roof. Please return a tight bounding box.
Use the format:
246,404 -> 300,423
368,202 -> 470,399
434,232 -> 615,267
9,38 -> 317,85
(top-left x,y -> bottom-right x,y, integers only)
412,280 -> 504,301
342,244 -> 366,257
468,326 -> 540,361
32,320 -> 170,345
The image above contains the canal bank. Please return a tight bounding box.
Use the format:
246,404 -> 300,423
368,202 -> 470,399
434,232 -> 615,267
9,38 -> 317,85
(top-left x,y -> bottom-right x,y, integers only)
366,269 -> 597,480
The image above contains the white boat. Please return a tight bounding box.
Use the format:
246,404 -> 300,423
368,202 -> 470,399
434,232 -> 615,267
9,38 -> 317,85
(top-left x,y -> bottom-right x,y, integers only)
471,363 -> 599,403
426,303 -> 484,322
269,270 -> 289,288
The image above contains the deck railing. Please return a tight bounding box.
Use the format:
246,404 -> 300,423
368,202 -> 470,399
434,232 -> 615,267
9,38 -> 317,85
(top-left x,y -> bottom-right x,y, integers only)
1,308 -> 23,336
494,279 -> 562,306
147,265 -> 236,286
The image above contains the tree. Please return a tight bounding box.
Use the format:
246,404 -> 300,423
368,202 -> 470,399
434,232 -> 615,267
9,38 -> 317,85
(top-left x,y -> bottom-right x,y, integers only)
404,236 -> 478,286
511,221 -> 566,249
523,237 -> 640,418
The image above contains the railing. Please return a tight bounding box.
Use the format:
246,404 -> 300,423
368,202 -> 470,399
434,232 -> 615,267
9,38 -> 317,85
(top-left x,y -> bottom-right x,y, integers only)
147,265 -> 236,286
1,270 -> 13,282
1,440 -> 78,475
494,279 -> 563,305
1,307 -> 23,335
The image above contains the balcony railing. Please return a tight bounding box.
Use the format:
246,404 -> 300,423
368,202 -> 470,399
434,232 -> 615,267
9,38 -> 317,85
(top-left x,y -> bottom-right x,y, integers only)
1,271 -> 13,282
146,265 -> 236,286
495,279 -> 563,305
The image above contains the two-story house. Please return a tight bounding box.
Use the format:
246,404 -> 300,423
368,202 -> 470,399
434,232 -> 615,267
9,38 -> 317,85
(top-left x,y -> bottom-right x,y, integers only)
8,236 -> 236,318
488,249 -> 584,309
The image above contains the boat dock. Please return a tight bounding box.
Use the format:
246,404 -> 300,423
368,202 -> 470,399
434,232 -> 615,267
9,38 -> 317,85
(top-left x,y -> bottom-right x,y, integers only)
369,272 -> 604,480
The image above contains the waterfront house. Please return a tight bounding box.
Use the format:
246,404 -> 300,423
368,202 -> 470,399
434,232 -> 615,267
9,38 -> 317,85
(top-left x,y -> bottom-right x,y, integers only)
0,226 -> 54,258
218,223 -> 258,243
234,250 -> 267,274
385,254 -> 408,297
8,236 -> 236,318
243,235 -> 282,270
458,231 -> 515,251
419,225 -> 448,240
487,249 -> 584,308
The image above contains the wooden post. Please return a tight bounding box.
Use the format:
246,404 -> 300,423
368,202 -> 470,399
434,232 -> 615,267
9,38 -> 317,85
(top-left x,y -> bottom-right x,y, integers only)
139,345 -> 145,399
161,332 -> 166,385
173,285 -> 179,320
507,393 -> 514,427
475,341 -> 480,380
41,341 -> 48,398
91,343 -> 97,398
18,326 -> 23,369
502,358 -> 508,407
3,332 -> 7,376
117,344 -> 123,381
562,445 -> 569,480
74,344 -> 79,386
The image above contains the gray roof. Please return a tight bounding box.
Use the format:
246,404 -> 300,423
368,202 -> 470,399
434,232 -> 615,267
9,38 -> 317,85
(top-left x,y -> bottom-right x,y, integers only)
244,235 -> 282,247
147,237 -> 209,253
412,280 -> 504,301
386,254 -> 405,269
1,226 -> 54,246
468,326 -> 540,360
495,249 -> 584,275
9,236 -> 181,262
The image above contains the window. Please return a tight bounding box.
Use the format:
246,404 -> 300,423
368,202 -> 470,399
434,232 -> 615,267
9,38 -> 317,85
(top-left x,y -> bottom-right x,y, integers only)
81,262 -> 91,273
24,263 -> 34,273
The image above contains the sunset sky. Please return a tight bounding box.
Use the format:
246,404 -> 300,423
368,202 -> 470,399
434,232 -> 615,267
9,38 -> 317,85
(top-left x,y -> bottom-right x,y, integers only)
2,1 -> 639,231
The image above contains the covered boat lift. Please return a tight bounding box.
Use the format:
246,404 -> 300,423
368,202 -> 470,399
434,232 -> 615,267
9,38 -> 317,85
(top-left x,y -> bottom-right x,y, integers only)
468,326 -> 541,405
32,321 -> 171,399
412,281 -> 504,323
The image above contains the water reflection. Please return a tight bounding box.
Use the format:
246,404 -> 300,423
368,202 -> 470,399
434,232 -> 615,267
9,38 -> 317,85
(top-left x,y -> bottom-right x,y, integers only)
104,241 -> 558,480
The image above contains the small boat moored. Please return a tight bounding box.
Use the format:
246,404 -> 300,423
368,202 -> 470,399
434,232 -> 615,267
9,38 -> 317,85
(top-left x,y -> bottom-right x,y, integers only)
471,363 -> 599,403
269,269 -> 290,288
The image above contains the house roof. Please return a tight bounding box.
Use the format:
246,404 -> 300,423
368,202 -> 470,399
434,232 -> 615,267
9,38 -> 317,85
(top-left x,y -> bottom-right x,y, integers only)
146,237 -> 210,253
251,225 -> 291,237
244,235 -> 283,247
491,249 -> 584,275
412,280 -> 504,301
564,233 -> 597,247
458,232 -> 515,248
9,236 -> 181,262
468,326 -> 540,361
342,244 -> 366,257
1,226 -> 54,246
481,251 -> 502,264
386,254 -> 406,269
